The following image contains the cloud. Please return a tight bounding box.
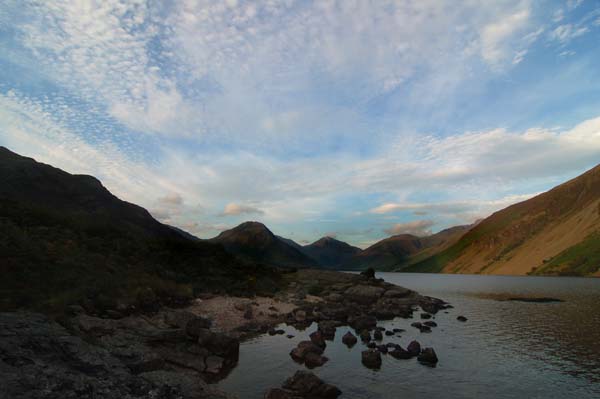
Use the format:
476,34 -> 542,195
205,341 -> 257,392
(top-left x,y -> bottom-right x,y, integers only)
480,9 -> 531,67
158,193 -> 184,206
384,220 -> 435,237
220,203 -> 264,216
549,24 -> 589,44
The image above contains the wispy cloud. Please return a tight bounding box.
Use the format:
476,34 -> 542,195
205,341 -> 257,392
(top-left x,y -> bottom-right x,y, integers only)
384,220 -> 435,237
220,203 -> 264,216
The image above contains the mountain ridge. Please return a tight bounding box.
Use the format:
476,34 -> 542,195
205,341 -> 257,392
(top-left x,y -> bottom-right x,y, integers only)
406,163 -> 600,276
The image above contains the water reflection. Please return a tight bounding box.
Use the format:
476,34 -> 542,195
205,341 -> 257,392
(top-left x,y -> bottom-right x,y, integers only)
218,273 -> 600,398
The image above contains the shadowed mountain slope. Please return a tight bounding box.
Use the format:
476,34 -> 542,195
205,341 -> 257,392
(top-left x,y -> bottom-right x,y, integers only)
302,236 -> 362,269
406,164 -> 600,276
0,147 -> 280,312
343,225 -> 471,271
210,221 -> 319,268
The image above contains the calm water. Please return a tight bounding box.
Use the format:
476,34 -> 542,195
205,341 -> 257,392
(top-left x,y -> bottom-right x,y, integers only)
218,273 -> 600,398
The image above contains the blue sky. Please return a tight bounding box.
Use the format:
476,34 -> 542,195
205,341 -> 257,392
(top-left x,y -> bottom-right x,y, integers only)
1,0 -> 600,248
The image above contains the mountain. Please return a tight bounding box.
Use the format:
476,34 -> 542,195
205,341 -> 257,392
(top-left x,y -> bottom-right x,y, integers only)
302,236 -> 362,269
343,225 -> 471,271
210,221 -> 319,268
0,147 -> 279,312
406,164 -> 600,276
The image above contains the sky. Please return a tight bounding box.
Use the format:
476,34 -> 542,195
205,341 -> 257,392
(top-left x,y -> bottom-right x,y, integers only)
1,0 -> 600,248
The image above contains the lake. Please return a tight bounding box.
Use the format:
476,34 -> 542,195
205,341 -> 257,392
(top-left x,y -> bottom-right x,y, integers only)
218,273 -> 600,398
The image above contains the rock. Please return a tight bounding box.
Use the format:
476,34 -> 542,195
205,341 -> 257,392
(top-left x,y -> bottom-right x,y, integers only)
348,315 -> 377,331
269,328 -> 278,336
420,313 -> 432,319
407,340 -> 421,357
345,285 -> 385,305
392,328 -> 404,333
505,297 -> 563,303
361,349 -> 382,369
384,330 -> 394,336
423,321 -> 437,327
359,330 -> 371,342
234,299 -> 252,311
264,388 -> 303,399
389,347 -> 412,359
367,342 -> 377,349
383,288 -> 412,298
243,307 -> 253,319
326,293 -> 344,302
457,316 -> 468,322
377,345 -> 388,354
304,352 -> 329,368
360,267 -> 376,279
290,341 -> 324,362
164,310 -> 198,329
185,316 -> 213,338
309,330 -> 327,349
67,304 -> 86,315
419,325 -> 432,333
0,312 -> 238,399
287,335 -> 295,339
317,321 -> 337,340
342,331 -> 358,347
282,371 -> 342,398
294,310 -> 307,322
205,355 -> 226,375
418,347 -> 439,366
411,322 -> 422,329
373,329 -> 383,341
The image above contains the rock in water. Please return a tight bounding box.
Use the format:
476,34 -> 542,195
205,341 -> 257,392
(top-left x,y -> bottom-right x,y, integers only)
309,330 -> 327,349
361,349 -> 382,369
417,347 -> 439,366
304,352 -> 329,369
360,330 -> 371,342
290,341 -> 324,363
457,316 -> 468,322
407,340 -> 421,357
317,321 -> 337,340
389,347 -> 412,359
373,329 -> 383,341
360,267 -> 376,279
342,331 -> 358,347
277,370 -> 342,398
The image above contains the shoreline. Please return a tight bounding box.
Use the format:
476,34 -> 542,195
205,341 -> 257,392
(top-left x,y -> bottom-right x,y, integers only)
0,268 -> 450,399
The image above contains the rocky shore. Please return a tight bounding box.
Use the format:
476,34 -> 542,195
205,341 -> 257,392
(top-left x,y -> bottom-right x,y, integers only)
0,268 -> 450,398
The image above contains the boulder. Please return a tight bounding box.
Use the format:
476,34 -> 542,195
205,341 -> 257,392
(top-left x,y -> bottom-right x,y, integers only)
348,315 -> 377,331
457,316 -> 468,322
359,330 -> 371,342
420,313 -> 432,319
418,347 -> 438,366
342,331 -> 358,347
309,330 -> 327,349
282,371 -> 342,398
377,344 -> 388,354
361,349 -> 382,369
264,388 -> 303,399
373,329 -> 383,341
185,316 -> 213,338
385,330 -> 394,336
290,341 -> 324,363
423,321 -> 437,327
389,347 -> 412,359
304,352 -> 329,369
344,285 -> 385,305
383,288 -> 412,298
360,267 -> 376,279
317,321 -> 337,340
407,340 -> 421,357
